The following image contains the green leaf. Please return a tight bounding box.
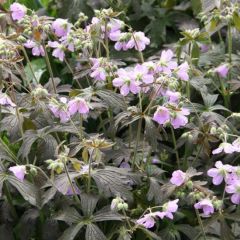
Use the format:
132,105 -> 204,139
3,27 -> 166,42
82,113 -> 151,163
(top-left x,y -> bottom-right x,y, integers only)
138,226 -> 162,240
7,176 -> 39,207
93,207 -> 123,222
24,59 -> 46,86
54,207 -> 82,223
85,224 -> 107,240
191,41 -> 200,64
233,12 -> 240,31
17,130 -> 38,159
0,173 -> 7,197
96,89 -> 126,111
59,223 -> 84,240
92,167 -> 133,202
80,194 -> 99,217
144,116 -> 160,150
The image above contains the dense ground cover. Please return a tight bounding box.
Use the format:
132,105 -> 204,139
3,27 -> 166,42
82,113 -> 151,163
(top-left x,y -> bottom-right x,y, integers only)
0,0 -> 240,239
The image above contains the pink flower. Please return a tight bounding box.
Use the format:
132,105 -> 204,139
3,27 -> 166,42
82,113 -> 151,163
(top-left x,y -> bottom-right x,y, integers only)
107,19 -> 124,36
113,69 -> 140,96
212,142 -> 236,155
171,108 -> 190,129
232,138 -> 240,152
225,180 -> 240,204
194,199 -> 214,217
132,64 -> 154,84
143,61 -> 157,74
68,97 -> 89,115
65,183 -> 80,196
10,3 -> 26,21
126,32 -> 150,51
157,50 -> 177,75
225,167 -> 240,185
0,92 -> 16,107
49,97 -> 70,123
207,161 -> 233,185
48,41 -> 65,61
24,40 -> 45,57
215,64 -> 229,78
165,90 -> 181,103
90,58 -> 107,81
153,106 -> 170,125
110,32 -> 131,51
9,165 -> 26,181
155,199 -> 179,219
52,18 -> 72,37
137,213 -> 156,228
200,44 -> 209,53
170,170 -> 186,186
176,62 -> 189,81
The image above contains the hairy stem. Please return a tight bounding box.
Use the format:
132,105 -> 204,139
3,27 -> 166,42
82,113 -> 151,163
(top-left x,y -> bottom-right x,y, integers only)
43,45 -> 57,94
170,126 -> 180,169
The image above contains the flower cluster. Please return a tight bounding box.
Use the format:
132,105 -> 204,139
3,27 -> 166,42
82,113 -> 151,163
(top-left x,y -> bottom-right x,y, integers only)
208,161 -> 240,204
212,138 -> 240,155
136,199 -> 179,228
49,97 -> 90,123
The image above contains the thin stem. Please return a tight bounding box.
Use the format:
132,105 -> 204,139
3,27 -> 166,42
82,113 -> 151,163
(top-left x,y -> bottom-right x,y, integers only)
195,208 -> 207,240
132,118 -> 142,171
217,75 -> 230,109
87,150 -> 93,193
21,47 -> 35,90
43,45 -> 57,94
170,126 -> 180,169
62,160 -> 80,203
104,20 -> 110,59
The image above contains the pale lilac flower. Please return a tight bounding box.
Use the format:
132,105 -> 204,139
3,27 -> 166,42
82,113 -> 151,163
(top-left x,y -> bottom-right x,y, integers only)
225,167 -> 240,185
232,138 -> 240,152
200,44 -> 209,53
215,64 -> 229,78
155,199 -> 179,219
153,106 -> 170,125
137,213 -> 156,228
110,32 -> 131,51
60,35 -> 75,52
143,156 -> 160,164
126,32 -> 150,51
113,69 -> 140,96
68,97 -> 89,115
143,61 -> 157,74
132,64 -> 154,84
9,165 -> 26,181
106,19 -> 124,36
49,97 -> 70,123
207,161 -> 233,185
90,58 -> 107,81
48,41 -> 65,61
194,199 -> 214,217
157,50 -> 177,75
165,90 -> 181,103
225,180 -> 240,204
212,142 -> 236,155
171,108 -> 190,129
65,183 -> 80,196
24,40 -> 45,56
0,92 -> 16,107
170,170 -> 186,186
10,3 -> 26,21
52,18 -> 72,37
176,62 -> 189,81
120,161 -> 131,169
